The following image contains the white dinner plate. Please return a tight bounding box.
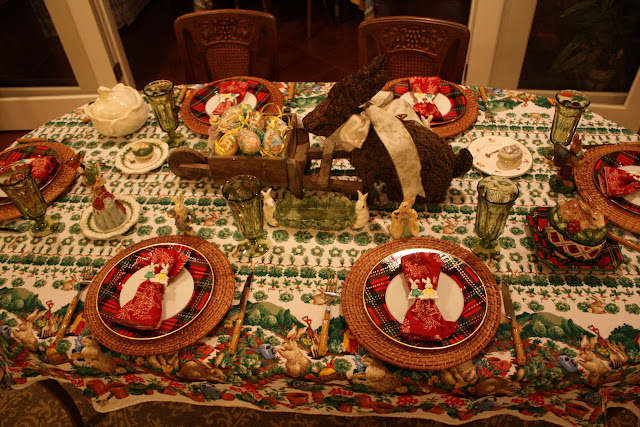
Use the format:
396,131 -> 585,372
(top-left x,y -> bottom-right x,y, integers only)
204,92 -> 257,117
400,91 -> 452,117
115,140 -> 169,175
118,265 -> 195,321
468,136 -> 533,178
619,165 -> 640,205
385,272 -> 465,323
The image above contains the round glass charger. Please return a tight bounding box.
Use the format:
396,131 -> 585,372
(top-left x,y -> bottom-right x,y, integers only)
95,242 -> 214,340
363,248 -> 487,350
0,144 -> 62,205
593,150 -> 640,215
384,79 -> 467,126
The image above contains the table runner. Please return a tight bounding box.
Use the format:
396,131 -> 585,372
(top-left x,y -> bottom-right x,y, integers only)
1,83 -> 639,426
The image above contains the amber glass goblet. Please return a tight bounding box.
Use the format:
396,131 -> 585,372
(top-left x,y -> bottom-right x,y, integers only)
0,162 -> 59,236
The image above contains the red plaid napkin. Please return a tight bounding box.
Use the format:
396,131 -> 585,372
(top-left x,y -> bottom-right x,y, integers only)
399,252 -> 457,341
603,167 -> 640,197
114,248 -> 189,330
212,80 -> 249,116
409,76 -> 452,120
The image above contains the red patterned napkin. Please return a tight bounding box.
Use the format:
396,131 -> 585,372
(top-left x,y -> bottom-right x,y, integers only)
114,248 -> 189,330
409,76 -> 451,120
0,156 -> 58,184
399,252 -> 457,341
603,167 -> 640,197
212,80 -> 249,116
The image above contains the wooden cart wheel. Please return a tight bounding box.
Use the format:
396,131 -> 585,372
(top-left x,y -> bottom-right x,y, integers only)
168,147 -> 211,180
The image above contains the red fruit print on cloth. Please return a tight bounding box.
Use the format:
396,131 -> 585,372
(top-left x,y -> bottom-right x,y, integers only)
602,167 -> 640,197
212,80 -> 249,116
114,248 -> 189,330
399,252 -> 457,341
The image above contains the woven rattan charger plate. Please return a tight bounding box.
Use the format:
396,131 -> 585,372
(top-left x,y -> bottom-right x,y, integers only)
180,76 -> 284,135
85,235 -> 235,356
0,142 -> 77,222
342,237 -> 500,371
575,142 -> 640,234
382,78 -> 479,139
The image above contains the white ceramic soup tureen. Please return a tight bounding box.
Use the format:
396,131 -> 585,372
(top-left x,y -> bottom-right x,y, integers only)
84,84 -> 149,137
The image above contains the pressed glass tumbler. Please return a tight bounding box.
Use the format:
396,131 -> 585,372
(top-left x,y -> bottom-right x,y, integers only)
222,175 -> 270,257
473,176 -> 519,259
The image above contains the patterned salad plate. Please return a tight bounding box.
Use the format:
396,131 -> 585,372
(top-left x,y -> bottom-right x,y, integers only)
593,150 -> 640,214
342,238 -> 500,371
468,136 -> 533,178
527,207 -> 622,272
85,236 -> 235,355
363,248 -> 487,350
115,140 -> 169,175
0,144 -> 62,205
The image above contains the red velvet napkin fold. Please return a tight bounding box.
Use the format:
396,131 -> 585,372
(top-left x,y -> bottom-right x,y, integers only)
212,80 -> 249,116
409,76 -> 449,120
114,248 -> 189,330
399,252 -> 457,341
603,167 -> 640,197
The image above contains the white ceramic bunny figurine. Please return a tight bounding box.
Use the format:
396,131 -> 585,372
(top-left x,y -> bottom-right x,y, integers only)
351,190 -> 370,229
261,188 -> 279,227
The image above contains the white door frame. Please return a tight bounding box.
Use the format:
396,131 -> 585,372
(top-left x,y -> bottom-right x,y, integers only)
465,0 -> 640,133
0,0 -> 133,131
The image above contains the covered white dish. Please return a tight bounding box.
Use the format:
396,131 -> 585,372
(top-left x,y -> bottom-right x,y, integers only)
84,84 -> 149,136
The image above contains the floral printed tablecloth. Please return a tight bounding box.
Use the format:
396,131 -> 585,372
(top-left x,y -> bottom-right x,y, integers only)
1,83 -> 640,426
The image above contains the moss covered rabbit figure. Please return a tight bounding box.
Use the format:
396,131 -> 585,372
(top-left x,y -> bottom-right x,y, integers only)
303,55 -> 473,203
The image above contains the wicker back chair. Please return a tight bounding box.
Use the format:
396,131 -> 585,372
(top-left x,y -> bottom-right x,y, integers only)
174,9 -> 278,82
358,16 -> 470,83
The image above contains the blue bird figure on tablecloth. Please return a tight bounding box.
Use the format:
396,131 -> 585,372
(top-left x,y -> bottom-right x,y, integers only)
548,355 -> 580,372
198,383 -> 221,400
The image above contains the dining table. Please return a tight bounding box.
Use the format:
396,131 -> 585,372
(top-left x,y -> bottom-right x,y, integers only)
1,80 -> 640,427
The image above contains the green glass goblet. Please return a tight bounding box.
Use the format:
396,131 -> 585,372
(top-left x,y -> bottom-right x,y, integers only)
143,79 -> 185,148
222,175 -> 270,257
0,162 -> 59,236
545,89 -> 590,160
472,176 -> 519,260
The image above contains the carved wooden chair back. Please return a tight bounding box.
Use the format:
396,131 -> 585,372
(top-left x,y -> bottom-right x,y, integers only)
174,9 -> 278,82
358,16 -> 470,83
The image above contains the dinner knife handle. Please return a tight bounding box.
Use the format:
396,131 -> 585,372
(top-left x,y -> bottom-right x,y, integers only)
56,295 -> 80,340
317,309 -> 331,357
17,137 -> 46,143
511,320 -> 526,365
479,86 -> 489,105
229,312 -> 245,355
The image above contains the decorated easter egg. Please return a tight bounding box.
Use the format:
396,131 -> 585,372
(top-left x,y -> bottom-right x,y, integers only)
215,132 -> 239,156
237,128 -> 261,155
266,116 -> 289,133
247,111 -> 266,132
262,128 -> 285,156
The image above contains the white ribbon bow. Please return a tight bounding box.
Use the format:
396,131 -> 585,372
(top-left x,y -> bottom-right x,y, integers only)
327,91 -> 429,199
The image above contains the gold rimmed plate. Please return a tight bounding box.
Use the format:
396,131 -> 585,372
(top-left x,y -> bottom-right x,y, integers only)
363,248 -> 487,350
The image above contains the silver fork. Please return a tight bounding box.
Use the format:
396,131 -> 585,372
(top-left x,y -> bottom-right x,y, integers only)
317,271 -> 338,357
55,266 -> 95,340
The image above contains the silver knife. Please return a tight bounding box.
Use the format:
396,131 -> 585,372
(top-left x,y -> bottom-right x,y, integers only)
501,278 -> 526,365
0,227 -> 19,234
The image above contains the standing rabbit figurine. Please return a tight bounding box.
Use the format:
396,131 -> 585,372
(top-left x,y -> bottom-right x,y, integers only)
389,197 -> 420,239
351,190 -> 369,229
168,193 -> 196,235
261,188 -> 279,227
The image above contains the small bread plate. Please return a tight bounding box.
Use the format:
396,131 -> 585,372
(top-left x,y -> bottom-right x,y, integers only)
468,136 -> 533,178
115,140 -> 169,175
205,92 -> 257,117
79,195 -> 140,239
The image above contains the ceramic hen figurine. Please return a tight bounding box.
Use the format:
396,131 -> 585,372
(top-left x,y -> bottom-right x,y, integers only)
303,55 -> 473,203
